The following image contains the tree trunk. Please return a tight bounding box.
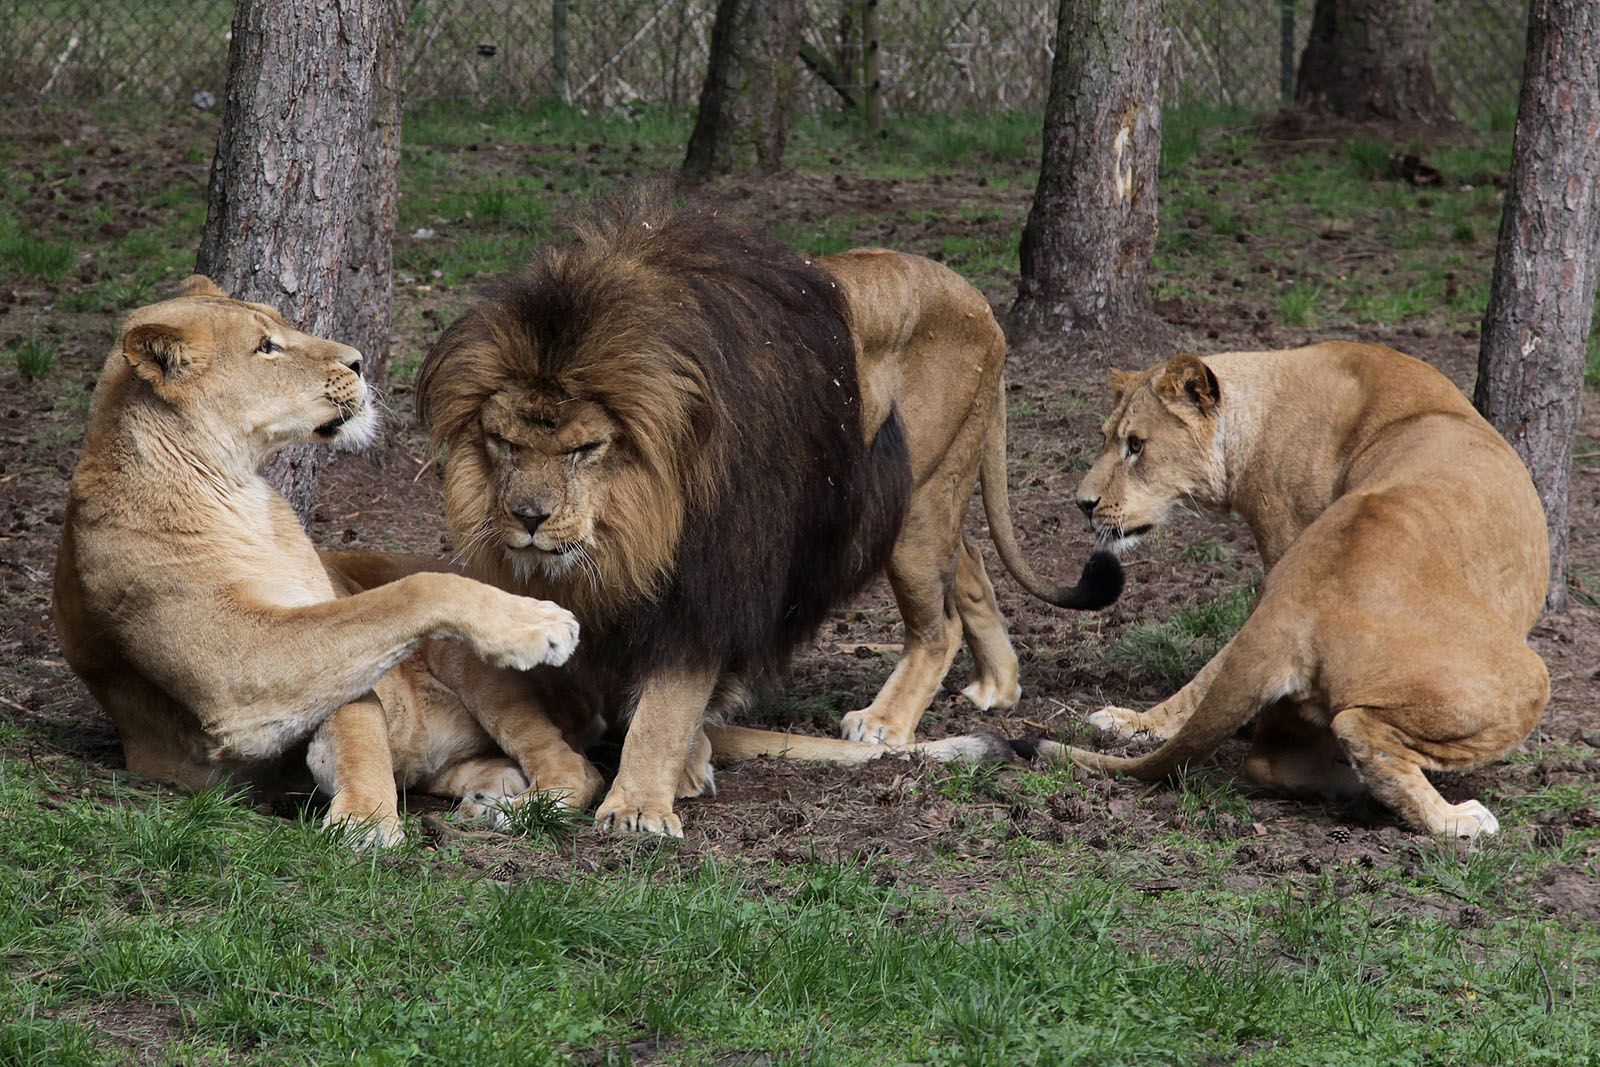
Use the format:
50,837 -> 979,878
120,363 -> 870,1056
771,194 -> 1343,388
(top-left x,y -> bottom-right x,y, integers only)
1010,0 -> 1166,338
1295,0 -> 1460,126
681,0 -> 803,184
1473,0 -> 1600,614
196,0 -> 406,526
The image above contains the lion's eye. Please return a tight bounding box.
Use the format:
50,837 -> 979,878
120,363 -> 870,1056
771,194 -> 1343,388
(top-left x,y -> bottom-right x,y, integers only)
257,335 -> 282,355
486,432 -> 515,457
568,441 -> 604,461
1126,435 -> 1144,457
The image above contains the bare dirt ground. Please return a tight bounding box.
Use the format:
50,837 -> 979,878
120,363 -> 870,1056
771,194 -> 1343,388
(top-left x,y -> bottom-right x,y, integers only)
3,107 -> 1597,927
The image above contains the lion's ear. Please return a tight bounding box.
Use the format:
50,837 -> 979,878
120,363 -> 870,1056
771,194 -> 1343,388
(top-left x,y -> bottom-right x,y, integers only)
1154,353 -> 1220,415
176,274 -> 227,299
1107,368 -> 1139,402
123,320 -> 213,394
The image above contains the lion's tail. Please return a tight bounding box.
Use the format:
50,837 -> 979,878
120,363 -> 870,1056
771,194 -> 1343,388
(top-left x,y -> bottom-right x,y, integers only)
979,375 -> 1123,610
703,724 -> 1013,765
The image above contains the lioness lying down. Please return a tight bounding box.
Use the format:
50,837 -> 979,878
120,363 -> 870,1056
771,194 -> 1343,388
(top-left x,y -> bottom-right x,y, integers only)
53,279 -> 591,845
1030,343 -> 1550,840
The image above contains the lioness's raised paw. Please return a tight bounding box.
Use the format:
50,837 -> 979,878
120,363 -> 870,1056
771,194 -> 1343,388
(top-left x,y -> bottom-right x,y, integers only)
594,789 -> 683,838
840,710 -> 913,746
1088,705 -> 1177,741
469,597 -> 580,671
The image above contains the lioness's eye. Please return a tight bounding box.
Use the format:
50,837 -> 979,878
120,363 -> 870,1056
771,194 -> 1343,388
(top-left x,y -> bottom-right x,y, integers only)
257,336 -> 282,354
1126,435 -> 1144,457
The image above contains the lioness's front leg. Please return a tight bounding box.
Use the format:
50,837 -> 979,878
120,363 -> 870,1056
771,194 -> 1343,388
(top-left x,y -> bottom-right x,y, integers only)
1089,632 -> 1242,741
306,695 -> 404,848
596,666 -> 720,837
199,572 -> 578,762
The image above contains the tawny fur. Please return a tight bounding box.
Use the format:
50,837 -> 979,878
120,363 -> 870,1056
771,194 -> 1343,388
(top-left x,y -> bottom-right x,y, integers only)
1041,343 -> 1549,840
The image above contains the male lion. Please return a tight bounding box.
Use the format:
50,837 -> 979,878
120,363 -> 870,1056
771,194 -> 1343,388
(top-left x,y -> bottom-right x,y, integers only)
1034,343 -> 1549,839
417,198 -> 1120,836
53,278 -> 591,845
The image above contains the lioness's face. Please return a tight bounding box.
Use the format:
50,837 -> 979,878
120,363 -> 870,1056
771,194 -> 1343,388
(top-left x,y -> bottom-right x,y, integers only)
1075,354 -> 1225,552
471,390 -> 624,580
120,278 -> 374,455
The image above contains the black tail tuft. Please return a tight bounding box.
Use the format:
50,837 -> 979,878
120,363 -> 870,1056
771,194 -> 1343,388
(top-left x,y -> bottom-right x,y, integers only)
1048,549 -> 1124,610
1007,737 -> 1045,761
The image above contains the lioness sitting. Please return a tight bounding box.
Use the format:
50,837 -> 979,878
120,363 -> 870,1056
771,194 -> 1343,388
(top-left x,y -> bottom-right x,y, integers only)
417,198 -> 1121,836
1029,343 -> 1549,839
53,278 -> 591,844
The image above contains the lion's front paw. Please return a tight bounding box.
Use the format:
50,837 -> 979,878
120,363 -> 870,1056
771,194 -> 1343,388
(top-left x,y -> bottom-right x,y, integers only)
1437,799 -> 1499,840
471,597 -> 581,671
840,710 -> 913,745
594,789 -> 683,837
1088,705 -> 1174,741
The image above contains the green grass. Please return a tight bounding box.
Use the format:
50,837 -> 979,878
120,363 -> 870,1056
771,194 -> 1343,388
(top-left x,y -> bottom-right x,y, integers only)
10,334 -> 55,380
1110,579 -> 1257,685
3,762 -> 1595,1065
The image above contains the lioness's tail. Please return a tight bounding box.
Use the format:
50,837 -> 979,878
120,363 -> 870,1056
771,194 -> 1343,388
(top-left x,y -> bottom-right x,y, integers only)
979,376 -> 1123,609
704,724 -> 1012,766
1015,627 -> 1291,780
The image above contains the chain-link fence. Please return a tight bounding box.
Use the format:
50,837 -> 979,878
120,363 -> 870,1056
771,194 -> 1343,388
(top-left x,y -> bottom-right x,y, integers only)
0,1 -> 1526,125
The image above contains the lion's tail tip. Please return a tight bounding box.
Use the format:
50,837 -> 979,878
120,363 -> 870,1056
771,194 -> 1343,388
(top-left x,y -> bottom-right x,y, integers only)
1007,737 -> 1065,762
1047,549 -> 1124,611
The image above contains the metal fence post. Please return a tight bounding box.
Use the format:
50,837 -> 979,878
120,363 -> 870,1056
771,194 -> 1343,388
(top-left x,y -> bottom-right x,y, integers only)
552,0 -> 569,104
1279,0 -> 1296,107
864,0 -> 882,135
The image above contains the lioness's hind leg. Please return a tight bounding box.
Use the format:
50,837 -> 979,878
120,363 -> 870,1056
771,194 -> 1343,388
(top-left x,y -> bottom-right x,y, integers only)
1331,708 -> 1507,839
840,542 -> 961,745
1241,701 -> 1364,801
428,756 -> 529,823
953,538 -> 1021,711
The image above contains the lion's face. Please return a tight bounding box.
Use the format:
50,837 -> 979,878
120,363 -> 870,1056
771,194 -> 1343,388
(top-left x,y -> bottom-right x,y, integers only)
119,276 -> 374,457
473,389 -> 625,580
1075,354 -> 1225,552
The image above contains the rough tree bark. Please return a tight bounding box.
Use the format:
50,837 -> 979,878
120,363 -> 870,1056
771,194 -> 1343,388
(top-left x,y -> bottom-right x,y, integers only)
1295,0 -> 1459,126
1010,0 -> 1167,340
196,0 -> 407,525
1473,0 -> 1600,613
681,0 -> 804,184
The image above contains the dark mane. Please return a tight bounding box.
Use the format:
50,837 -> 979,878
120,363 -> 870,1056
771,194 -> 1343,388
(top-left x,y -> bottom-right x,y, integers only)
417,195 -> 912,686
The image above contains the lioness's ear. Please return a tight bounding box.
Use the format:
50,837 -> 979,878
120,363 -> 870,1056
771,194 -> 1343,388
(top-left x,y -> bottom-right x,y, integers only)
176,274 -> 226,299
1155,353 -> 1220,414
1107,368 -> 1139,402
123,321 -> 212,393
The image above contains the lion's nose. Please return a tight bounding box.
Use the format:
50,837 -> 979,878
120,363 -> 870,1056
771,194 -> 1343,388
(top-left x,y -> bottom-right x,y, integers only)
1076,497 -> 1098,518
510,504 -> 550,535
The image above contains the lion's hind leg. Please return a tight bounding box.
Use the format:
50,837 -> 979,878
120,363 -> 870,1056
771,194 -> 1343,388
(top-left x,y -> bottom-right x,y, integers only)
953,537 -> 1022,711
